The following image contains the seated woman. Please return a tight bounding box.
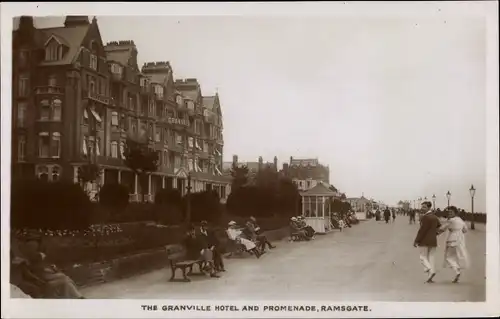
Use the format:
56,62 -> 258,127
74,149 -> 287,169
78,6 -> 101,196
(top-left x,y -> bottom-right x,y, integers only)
226,221 -> 261,258
23,239 -> 84,299
10,250 -> 37,298
297,216 -> 316,239
289,217 -> 309,241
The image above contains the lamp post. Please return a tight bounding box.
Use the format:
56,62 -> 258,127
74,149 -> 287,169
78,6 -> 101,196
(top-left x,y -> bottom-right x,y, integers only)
185,172 -> 192,224
432,194 -> 436,211
469,184 -> 476,230
446,191 -> 451,208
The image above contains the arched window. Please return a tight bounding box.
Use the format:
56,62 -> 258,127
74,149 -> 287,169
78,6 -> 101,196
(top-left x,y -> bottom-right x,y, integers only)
51,166 -> 60,182
37,166 -> 49,182
52,99 -> 62,121
111,141 -> 118,158
40,99 -> 50,121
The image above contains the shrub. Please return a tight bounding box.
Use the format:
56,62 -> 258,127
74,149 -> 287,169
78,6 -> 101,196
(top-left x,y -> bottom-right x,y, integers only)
187,190 -> 223,223
11,179 -> 92,231
154,188 -> 184,225
99,183 -> 130,219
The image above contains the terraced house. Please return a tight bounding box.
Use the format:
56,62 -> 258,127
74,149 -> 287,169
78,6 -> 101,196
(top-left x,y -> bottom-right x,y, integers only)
11,15 -> 231,202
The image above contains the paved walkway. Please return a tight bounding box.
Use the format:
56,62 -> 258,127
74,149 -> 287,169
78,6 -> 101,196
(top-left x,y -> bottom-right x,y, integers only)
82,217 -> 486,301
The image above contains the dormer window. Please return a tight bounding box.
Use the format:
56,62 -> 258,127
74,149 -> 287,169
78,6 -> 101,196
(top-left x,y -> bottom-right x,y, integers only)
90,54 -> 98,70
140,78 -> 148,87
45,37 -> 63,61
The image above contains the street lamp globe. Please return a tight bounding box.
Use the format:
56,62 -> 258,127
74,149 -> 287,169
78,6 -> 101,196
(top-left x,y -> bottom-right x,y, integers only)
469,184 -> 476,198
446,191 -> 451,200
432,194 -> 436,200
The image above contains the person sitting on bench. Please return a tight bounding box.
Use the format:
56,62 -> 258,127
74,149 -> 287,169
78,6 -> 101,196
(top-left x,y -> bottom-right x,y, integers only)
290,217 -> 309,240
245,217 -> 276,252
297,216 -> 316,239
226,221 -> 261,257
23,239 -> 84,299
184,225 -> 219,278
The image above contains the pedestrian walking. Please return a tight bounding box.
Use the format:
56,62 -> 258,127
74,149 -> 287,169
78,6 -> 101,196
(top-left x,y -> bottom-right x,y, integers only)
392,210 -> 396,223
438,206 -> 470,283
409,210 -> 416,224
413,201 -> 442,283
198,221 -> 225,272
383,208 -> 391,224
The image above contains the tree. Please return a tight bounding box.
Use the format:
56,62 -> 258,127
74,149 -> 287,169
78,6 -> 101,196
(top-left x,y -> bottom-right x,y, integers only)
255,165 -> 279,191
188,190 -> 223,223
77,163 -> 101,200
275,177 -> 300,217
123,138 -> 159,202
230,163 -> 249,190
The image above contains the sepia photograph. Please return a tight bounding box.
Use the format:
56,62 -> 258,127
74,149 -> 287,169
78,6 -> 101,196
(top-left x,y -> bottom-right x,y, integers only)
1,1 -> 499,318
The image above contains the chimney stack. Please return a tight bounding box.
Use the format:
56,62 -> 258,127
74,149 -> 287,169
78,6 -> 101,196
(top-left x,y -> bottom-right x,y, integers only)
290,156 -> 293,164
274,156 -> 278,171
258,156 -> 263,171
232,155 -> 238,167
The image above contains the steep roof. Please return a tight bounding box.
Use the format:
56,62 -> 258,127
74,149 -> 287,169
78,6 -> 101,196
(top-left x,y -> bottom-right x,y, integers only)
301,182 -> 337,196
38,24 -> 90,66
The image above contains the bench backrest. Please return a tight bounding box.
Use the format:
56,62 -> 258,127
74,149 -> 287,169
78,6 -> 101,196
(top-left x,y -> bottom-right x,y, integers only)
165,244 -> 186,261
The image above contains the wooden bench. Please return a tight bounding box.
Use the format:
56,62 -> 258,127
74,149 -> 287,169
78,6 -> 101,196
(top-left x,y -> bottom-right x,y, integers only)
165,245 -> 207,282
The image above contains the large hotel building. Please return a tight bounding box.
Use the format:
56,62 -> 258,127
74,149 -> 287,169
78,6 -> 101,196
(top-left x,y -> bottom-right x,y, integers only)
11,16 -> 231,202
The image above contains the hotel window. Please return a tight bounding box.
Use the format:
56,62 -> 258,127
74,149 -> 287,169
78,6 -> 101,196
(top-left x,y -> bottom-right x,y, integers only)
131,122 -> 137,134
95,137 -> 101,156
52,166 -> 60,182
18,136 -> 26,161
90,54 -> 98,70
40,100 -> 50,121
18,75 -> 29,97
52,99 -> 62,121
38,132 -> 50,158
111,111 -> 119,126
119,142 -> 126,159
111,63 -> 122,75
37,166 -> 49,182
45,41 -> 62,61
48,75 -> 57,87
163,151 -> 168,167
188,137 -> 194,149
82,136 -> 88,155
89,79 -> 96,94
18,50 -> 29,67
51,132 -> 61,158
155,126 -> 161,142
111,141 -> 118,158
148,124 -> 153,139
17,102 -> 27,127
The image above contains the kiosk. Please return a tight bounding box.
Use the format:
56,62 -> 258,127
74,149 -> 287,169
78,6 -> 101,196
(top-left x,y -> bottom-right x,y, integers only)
300,182 -> 337,233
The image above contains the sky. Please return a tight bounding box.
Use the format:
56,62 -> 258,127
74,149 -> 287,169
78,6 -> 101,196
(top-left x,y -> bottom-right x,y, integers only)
13,15 -> 487,212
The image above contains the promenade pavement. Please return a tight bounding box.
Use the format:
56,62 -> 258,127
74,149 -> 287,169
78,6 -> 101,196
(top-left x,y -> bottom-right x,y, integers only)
81,216 -> 486,301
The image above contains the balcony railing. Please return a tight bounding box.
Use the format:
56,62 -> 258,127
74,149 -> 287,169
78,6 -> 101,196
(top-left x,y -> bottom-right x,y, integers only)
88,91 -> 110,105
167,117 -> 189,127
35,86 -> 64,95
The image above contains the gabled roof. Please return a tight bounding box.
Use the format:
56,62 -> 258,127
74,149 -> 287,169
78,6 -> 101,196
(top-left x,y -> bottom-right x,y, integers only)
202,96 -> 216,110
178,88 -> 198,101
38,24 -> 90,66
105,49 -> 130,65
300,182 -> 337,196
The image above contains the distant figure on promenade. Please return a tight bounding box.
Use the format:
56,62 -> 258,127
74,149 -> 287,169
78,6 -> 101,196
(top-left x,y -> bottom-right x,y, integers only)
409,209 -> 416,224
297,216 -> 316,238
383,208 -> 391,224
198,221 -> 225,272
438,206 -> 470,283
413,201 -> 442,283
392,210 -> 396,223
375,210 -> 381,221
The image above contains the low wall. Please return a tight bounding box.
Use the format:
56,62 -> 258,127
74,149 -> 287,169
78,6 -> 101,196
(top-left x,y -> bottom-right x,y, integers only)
66,226 -> 291,288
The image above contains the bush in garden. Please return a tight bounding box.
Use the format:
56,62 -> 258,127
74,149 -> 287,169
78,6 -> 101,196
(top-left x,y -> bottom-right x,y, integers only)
154,188 -> 184,225
99,183 -> 130,219
188,190 -> 223,223
11,179 -> 92,231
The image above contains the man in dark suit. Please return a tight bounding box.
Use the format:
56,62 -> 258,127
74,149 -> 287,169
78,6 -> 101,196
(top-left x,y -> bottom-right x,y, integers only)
197,221 -> 225,272
414,201 -> 442,283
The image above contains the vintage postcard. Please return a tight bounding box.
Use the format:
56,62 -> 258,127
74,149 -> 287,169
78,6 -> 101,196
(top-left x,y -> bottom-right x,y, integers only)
1,1 -> 499,318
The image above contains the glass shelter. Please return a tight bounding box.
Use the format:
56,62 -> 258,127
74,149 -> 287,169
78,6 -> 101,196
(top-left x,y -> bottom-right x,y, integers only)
300,182 -> 337,233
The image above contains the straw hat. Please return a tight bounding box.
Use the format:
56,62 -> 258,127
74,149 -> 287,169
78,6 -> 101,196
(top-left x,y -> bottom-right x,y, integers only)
228,221 -> 237,226
291,217 -> 297,221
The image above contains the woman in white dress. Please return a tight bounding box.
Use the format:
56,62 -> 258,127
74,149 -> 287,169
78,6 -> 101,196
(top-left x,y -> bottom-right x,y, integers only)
226,221 -> 260,257
438,206 -> 470,283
